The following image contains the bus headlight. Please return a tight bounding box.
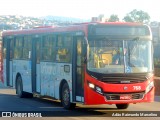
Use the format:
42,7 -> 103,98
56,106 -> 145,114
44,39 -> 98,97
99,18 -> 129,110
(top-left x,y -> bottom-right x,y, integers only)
88,83 -> 95,89
145,81 -> 154,94
88,82 -> 103,95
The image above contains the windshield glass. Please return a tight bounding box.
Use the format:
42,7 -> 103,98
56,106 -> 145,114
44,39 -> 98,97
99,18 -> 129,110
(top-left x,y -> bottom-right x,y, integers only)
87,40 -> 152,74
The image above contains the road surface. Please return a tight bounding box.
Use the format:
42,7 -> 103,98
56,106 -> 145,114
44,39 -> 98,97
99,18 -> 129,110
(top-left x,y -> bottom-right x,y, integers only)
0,82 -> 159,120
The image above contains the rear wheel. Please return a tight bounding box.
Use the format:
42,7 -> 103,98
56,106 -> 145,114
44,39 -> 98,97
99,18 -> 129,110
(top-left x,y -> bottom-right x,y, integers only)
16,76 -> 25,98
16,76 -> 33,98
116,104 -> 129,109
61,83 -> 76,109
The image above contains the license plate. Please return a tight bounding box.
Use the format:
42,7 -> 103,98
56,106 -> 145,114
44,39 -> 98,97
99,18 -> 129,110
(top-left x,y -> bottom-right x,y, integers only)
120,95 -> 131,100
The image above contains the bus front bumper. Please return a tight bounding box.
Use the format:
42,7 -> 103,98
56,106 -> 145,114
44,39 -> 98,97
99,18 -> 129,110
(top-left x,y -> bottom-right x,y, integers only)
84,86 -> 155,105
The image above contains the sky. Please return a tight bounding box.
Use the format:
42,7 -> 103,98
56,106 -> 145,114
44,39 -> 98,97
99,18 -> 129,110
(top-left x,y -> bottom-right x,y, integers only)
0,0 -> 160,21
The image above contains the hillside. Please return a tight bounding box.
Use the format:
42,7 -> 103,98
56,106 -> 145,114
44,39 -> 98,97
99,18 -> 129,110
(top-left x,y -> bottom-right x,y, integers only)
0,15 -> 89,31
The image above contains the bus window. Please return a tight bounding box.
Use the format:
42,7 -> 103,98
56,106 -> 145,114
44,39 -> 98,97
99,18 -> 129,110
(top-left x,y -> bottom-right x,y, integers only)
23,36 -> 32,59
56,48 -> 71,62
9,39 -> 14,59
3,39 -> 7,59
57,35 -> 63,47
56,35 -> 72,63
14,37 -> 23,59
41,35 -> 56,61
64,36 -> 72,46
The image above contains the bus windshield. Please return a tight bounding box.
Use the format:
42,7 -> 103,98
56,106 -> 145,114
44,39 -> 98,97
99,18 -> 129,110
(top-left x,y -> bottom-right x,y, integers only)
87,39 -> 153,74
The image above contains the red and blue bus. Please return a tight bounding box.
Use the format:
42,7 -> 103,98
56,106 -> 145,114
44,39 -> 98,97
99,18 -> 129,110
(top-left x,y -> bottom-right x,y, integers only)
1,22 -> 154,109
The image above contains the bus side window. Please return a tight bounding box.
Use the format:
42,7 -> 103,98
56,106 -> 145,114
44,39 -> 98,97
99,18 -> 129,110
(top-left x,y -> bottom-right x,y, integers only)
56,35 -> 72,63
56,48 -> 71,62
14,37 -> 23,59
23,36 -> 32,60
41,35 -> 56,61
9,39 -> 14,60
3,39 -> 7,59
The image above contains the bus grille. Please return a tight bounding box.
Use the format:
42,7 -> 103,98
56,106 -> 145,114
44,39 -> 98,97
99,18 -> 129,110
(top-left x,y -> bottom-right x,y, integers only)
104,92 -> 145,100
101,77 -> 146,84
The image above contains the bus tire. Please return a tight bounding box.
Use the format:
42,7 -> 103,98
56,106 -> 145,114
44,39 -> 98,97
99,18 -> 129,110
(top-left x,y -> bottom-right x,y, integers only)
16,76 -> 26,98
116,104 -> 129,109
61,83 -> 76,110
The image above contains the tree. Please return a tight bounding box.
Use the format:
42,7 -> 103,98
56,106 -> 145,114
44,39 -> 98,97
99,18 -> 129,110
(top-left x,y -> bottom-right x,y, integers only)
108,14 -> 119,22
123,9 -> 150,23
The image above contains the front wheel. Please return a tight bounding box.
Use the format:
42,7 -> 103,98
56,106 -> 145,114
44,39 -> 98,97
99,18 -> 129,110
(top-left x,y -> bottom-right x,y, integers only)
116,104 -> 129,109
61,83 -> 76,109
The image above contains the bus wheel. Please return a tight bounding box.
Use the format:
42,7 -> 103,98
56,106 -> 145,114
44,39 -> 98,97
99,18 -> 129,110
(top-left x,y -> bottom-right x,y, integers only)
61,83 -> 76,109
16,76 -> 25,98
116,104 -> 129,109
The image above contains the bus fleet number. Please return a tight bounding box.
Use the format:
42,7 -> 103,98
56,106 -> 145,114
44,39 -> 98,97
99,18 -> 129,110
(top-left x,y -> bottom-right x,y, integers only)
133,86 -> 141,90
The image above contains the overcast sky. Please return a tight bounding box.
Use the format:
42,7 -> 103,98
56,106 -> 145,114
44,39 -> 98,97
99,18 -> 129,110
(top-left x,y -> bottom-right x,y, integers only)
0,0 -> 159,21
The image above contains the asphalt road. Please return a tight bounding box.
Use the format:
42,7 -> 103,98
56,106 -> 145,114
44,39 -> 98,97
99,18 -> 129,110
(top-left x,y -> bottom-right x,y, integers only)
0,82 -> 160,120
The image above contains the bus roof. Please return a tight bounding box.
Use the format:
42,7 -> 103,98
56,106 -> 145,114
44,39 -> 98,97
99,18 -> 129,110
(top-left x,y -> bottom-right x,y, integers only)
2,22 -> 144,36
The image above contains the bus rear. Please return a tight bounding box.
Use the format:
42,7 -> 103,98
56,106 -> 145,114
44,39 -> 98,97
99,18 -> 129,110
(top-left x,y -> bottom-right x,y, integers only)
84,23 -> 154,109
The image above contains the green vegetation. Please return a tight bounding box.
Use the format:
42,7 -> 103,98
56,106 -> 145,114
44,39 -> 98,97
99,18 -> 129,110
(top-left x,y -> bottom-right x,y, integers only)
123,9 -> 150,23
108,14 -> 119,22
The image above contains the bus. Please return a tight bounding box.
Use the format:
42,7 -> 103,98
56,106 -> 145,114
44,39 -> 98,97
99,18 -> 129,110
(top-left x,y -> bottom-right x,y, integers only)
1,22 -> 154,109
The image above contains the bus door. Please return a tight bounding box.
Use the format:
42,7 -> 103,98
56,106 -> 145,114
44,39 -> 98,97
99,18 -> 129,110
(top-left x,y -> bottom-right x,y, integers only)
5,37 -> 14,87
73,36 -> 84,102
32,37 -> 41,93
9,38 -> 14,86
